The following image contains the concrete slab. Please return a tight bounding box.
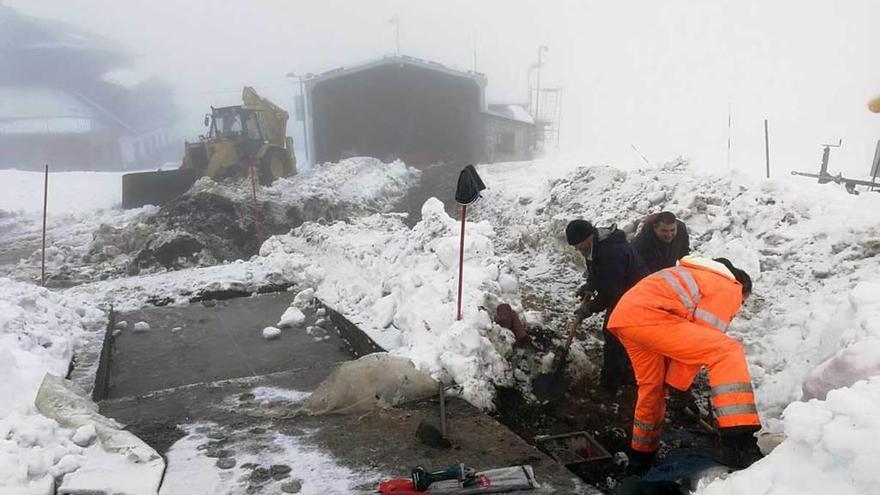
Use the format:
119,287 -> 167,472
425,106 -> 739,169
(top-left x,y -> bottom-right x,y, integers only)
107,292 -> 348,399
99,293 -> 598,493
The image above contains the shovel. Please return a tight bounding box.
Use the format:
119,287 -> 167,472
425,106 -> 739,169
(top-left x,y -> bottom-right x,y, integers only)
532,299 -> 589,402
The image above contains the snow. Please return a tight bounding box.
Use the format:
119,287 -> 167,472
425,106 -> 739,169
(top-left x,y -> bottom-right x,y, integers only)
470,158 -> 880,493
159,423 -> 377,495
262,326 -> 281,340
697,378 -> 880,495
277,306 -> 306,328
0,169 -> 124,213
259,197 -> 521,408
132,321 -> 150,333
4,154 -> 880,493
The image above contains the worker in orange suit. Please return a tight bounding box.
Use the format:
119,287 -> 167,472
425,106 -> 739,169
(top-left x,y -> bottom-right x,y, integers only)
607,256 -> 762,471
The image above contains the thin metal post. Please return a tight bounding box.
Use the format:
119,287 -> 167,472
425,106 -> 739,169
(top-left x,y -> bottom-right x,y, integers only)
456,204 -> 467,321
439,383 -> 447,438
41,164 -> 48,287
764,119 -> 771,179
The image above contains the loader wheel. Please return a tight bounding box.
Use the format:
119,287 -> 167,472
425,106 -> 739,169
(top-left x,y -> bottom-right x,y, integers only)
258,149 -> 291,186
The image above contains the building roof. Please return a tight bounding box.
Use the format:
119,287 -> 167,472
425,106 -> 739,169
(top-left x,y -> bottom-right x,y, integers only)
0,86 -> 116,135
0,86 -> 97,120
306,55 -> 488,87
486,104 -> 535,125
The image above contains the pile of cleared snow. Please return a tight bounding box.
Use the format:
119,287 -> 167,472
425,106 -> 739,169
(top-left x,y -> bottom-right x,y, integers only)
0,279 -> 101,410
475,159 -> 880,422
184,156 -> 419,218
260,198 -> 521,408
0,279 -> 106,492
698,377 -> 880,495
472,158 -> 880,493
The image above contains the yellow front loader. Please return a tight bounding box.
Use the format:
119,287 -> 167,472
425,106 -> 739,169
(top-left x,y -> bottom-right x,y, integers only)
122,87 -> 296,208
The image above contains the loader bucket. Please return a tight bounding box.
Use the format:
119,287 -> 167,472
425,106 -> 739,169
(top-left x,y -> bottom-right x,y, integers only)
122,168 -> 199,209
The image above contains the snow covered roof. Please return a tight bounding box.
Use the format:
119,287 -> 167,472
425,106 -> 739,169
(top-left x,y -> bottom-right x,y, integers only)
306,55 -> 488,87
0,87 -> 97,120
485,104 -> 535,125
0,86 -> 128,135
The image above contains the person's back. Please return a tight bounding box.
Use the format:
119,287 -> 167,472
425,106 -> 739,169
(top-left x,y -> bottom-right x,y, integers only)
587,226 -> 649,314
631,212 -> 689,274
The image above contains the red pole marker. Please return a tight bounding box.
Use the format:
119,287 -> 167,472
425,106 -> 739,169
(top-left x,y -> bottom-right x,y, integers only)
248,160 -> 264,247
457,204 -> 467,321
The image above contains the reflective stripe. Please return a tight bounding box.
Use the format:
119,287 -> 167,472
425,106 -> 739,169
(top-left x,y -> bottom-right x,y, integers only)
715,403 -> 758,417
633,419 -> 661,432
673,267 -> 701,305
661,271 -> 695,314
711,382 -> 754,396
631,432 -> 660,447
695,308 -> 729,332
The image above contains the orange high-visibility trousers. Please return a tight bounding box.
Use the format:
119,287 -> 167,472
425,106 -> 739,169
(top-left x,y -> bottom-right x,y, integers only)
610,321 -> 760,453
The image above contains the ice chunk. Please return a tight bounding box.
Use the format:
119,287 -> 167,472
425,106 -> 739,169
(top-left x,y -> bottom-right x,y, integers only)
72,423 -> 97,447
292,288 -> 315,308
262,327 -> 282,340
132,321 -> 150,333
277,307 -> 306,328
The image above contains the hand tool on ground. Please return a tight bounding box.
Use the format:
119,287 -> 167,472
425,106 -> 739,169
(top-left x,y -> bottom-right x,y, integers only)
532,296 -> 590,402
412,464 -> 474,491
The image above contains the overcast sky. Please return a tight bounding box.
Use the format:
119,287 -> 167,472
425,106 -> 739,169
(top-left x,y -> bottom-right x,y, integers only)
9,0 -> 878,177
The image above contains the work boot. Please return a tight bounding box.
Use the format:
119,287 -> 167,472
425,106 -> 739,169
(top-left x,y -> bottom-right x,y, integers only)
713,430 -> 763,469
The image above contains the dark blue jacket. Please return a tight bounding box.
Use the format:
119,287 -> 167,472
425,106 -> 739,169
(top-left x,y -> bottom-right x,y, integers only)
630,219 -> 690,273
585,228 -> 649,314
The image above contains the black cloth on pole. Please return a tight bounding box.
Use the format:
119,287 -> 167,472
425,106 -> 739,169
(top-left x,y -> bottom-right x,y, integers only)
455,164 -> 486,204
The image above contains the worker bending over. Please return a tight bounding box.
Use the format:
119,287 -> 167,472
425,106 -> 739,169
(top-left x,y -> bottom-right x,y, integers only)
607,256 -> 762,470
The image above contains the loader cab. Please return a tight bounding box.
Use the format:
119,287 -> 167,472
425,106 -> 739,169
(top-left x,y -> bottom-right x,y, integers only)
208,106 -> 264,141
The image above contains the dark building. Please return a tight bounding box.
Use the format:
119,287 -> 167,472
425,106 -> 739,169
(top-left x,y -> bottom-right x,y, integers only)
0,6 -> 179,171
303,56 -> 535,167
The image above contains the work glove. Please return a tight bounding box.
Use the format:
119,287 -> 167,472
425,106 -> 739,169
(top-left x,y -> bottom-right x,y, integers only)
574,306 -> 593,321
575,283 -> 593,299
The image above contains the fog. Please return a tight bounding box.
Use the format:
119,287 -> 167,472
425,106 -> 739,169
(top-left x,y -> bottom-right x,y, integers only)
7,0 -> 878,177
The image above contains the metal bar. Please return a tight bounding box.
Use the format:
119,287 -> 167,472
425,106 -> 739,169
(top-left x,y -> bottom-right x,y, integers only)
456,204 -> 467,321
439,383 -> 447,438
41,164 -> 48,286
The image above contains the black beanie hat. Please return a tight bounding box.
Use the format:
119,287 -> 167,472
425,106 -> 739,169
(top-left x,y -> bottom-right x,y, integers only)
566,219 -> 595,246
714,257 -> 752,295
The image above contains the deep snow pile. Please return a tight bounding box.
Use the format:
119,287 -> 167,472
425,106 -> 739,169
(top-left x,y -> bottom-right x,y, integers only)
0,158 -> 420,285
86,157 -> 420,275
698,377 -> 880,495
0,278 -> 106,493
472,158 -> 880,493
260,198 -> 521,408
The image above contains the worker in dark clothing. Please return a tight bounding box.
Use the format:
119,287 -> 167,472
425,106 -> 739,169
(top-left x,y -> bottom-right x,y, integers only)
630,211 -> 690,273
566,219 -> 649,395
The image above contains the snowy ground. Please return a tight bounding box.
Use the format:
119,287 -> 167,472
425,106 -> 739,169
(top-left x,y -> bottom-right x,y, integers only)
3,156 -> 880,494
0,158 -> 419,286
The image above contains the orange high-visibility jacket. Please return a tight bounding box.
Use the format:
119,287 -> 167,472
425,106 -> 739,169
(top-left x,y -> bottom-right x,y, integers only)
608,256 -> 743,333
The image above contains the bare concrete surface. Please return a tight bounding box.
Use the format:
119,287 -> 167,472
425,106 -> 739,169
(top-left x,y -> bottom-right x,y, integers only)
99,292 -> 598,493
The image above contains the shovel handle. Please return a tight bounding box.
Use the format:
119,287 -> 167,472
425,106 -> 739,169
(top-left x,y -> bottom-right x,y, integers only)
560,295 -> 590,355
